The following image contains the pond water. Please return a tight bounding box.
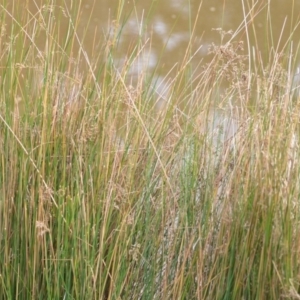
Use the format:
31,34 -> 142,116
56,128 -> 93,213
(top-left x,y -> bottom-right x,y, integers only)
81,2 -> 299,60
4,0 -> 300,145
15,0 -> 300,79
73,0 -> 300,141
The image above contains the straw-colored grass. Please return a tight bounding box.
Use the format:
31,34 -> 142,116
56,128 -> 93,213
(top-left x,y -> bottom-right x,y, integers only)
0,0 -> 300,299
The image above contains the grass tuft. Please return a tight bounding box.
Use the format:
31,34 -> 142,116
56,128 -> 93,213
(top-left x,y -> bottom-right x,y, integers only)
0,0 -> 300,299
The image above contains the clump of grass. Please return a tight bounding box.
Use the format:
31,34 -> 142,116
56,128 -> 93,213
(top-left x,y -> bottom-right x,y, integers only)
0,0 -> 300,299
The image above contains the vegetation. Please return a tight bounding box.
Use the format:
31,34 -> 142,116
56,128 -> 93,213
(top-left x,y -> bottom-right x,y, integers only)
0,0 -> 300,299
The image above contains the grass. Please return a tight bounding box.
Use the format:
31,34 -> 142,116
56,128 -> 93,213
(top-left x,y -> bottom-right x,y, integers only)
0,0 -> 300,299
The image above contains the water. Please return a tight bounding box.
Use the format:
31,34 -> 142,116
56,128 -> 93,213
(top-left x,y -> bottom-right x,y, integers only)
4,0 -> 300,143
13,0 -> 300,79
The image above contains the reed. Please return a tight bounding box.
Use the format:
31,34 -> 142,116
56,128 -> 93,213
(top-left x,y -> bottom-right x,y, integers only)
0,0 -> 300,299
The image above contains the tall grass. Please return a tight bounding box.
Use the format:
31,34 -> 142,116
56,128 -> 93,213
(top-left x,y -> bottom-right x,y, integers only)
0,0 -> 300,299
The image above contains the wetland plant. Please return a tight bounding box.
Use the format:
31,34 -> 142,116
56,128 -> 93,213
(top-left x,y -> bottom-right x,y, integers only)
0,0 -> 300,299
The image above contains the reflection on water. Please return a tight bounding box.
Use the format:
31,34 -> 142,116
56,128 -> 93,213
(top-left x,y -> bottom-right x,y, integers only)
207,110 -> 238,149
4,0 -> 300,106
293,67 -> 300,98
82,0 -> 300,77
15,0 -> 300,78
